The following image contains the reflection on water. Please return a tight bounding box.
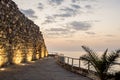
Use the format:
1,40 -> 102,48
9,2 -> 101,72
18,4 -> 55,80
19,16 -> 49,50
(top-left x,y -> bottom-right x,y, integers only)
57,51 -> 120,73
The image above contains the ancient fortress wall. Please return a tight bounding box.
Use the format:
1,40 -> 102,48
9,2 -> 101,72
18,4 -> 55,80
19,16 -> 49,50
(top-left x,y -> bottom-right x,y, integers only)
0,0 -> 48,67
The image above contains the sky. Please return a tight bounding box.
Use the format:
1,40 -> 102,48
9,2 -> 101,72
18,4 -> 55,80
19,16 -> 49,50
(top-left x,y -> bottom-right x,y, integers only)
13,0 -> 120,52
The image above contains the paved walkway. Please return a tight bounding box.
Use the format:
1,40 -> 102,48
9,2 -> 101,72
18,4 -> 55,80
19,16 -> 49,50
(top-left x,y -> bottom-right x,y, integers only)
0,57 -> 91,80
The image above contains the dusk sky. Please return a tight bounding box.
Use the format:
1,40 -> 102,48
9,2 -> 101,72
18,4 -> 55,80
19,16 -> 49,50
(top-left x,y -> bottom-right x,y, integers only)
13,0 -> 120,52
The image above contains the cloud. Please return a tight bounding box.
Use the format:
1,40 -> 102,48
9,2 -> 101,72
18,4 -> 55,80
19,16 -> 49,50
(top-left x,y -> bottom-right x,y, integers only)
72,0 -> 76,3
85,32 -> 96,35
44,21 -> 92,38
38,3 -> 44,10
85,5 -> 92,9
72,0 -> 97,3
72,0 -> 80,3
54,13 -> 72,17
42,16 -> 56,24
105,35 -> 115,37
49,0 -> 64,5
42,19 -> 55,24
71,4 -> 81,9
69,21 -> 92,31
45,27 -> 75,38
60,7 -> 75,12
80,0 -> 97,1
56,7 -> 78,18
20,9 -> 37,19
46,28 -> 68,32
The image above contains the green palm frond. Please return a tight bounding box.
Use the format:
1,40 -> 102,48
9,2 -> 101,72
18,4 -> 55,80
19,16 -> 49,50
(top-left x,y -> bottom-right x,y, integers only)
100,49 -> 108,73
81,46 -> 99,61
116,49 -> 120,53
105,51 -> 119,70
80,54 -> 90,61
101,49 -> 108,60
80,46 -> 120,80
81,46 -> 101,73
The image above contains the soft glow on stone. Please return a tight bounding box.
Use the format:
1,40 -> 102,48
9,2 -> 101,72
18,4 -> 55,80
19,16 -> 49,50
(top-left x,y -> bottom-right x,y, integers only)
41,51 -> 44,58
45,51 -> 48,57
0,0 -> 48,67
0,68 -> 6,71
36,54 -> 39,59
30,61 -> 35,63
13,50 -> 23,64
41,47 -> 45,58
26,49 -> 33,61
0,48 -> 8,67
20,63 -> 26,66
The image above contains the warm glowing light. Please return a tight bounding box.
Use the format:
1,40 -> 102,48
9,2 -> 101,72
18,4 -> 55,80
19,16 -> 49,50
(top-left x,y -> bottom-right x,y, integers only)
0,68 -> 6,71
30,61 -> 35,63
19,63 -> 26,66
45,51 -> 48,57
13,50 -> 23,64
0,56 -> 6,66
41,51 -> 44,58
0,48 -> 4,53
26,49 -> 33,61
41,47 -> 45,58
36,54 -> 39,59
0,48 -> 8,67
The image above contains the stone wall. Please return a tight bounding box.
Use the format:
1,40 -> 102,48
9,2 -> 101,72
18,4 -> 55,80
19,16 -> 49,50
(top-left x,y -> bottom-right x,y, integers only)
0,0 -> 48,67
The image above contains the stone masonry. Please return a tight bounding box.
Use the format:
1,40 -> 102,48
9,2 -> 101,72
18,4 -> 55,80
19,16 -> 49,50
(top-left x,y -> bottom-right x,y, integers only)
0,0 -> 48,67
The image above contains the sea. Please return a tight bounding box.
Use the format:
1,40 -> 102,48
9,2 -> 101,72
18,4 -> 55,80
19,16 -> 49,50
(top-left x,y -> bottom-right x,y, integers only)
50,51 -> 120,73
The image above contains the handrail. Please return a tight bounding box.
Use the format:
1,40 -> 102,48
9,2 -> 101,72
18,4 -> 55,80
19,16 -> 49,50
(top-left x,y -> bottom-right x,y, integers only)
63,56 -> 80,60
57,55 -> 120,73
57,55 -> 90,71
55,54 -> 120,80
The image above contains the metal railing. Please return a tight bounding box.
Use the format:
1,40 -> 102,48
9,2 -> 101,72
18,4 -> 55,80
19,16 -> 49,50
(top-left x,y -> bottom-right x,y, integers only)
56,55 -> 120,79
57,55 -> 120,70
57,55 -> 91,71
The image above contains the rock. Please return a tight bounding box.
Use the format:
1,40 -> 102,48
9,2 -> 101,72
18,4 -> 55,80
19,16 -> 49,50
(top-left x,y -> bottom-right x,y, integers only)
0,0 -> 48,66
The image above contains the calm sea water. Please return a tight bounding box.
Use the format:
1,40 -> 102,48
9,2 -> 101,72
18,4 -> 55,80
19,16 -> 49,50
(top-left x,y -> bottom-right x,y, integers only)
51,51 -> 120,73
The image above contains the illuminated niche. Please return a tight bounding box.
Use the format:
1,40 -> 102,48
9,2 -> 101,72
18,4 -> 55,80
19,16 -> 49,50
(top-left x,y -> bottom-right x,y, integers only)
45,50 -> 48,57
41,47 -> 45,58
36,51 -> 40,59
0,48 -> 8,66
13,49 -> 23,64
26,49 -> 33,61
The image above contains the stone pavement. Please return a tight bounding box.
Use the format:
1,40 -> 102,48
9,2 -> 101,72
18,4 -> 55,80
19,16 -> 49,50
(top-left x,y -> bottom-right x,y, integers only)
0,57 -> 91,80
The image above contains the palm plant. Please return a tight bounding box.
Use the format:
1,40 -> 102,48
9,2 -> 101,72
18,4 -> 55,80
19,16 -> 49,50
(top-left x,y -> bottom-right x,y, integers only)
80,46 -> 120,80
